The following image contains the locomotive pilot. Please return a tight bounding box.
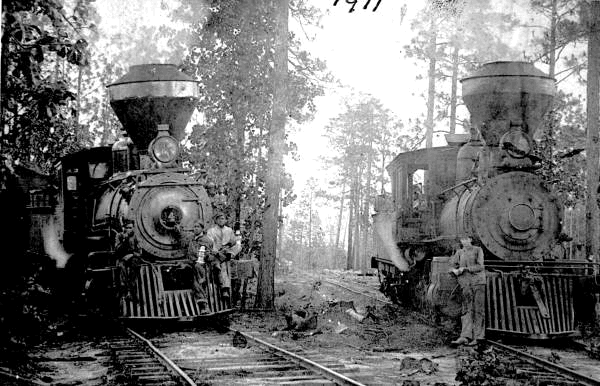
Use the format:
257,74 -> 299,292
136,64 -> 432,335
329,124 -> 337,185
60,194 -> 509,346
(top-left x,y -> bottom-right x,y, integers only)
206,213 -> 242,300
449,236 -> 486,347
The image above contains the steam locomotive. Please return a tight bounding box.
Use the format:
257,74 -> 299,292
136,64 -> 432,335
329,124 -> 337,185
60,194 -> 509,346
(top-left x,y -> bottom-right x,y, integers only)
55,64 -> 231,320
372,61 -> 593,338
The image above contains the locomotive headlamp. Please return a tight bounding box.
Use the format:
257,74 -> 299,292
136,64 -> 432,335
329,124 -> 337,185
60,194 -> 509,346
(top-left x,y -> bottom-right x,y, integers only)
500,129 -> 532,159
148,124 -> 179,166
159,205 -> 183,230
152,135 -> 178,163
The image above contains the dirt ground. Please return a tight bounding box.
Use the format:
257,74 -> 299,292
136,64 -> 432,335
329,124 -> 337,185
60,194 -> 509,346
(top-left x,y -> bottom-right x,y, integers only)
233,270 -> 453,352
0,269 -> 462,385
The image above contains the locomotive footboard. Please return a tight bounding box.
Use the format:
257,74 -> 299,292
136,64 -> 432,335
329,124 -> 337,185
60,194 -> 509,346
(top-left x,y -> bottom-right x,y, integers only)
84,262 -> 233,321
119,264 -> 232,320
486,272 -> 575,338
373,256 -> 587,339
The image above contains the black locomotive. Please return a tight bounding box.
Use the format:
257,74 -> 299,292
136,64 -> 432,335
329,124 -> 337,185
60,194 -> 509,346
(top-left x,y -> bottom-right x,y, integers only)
372,61 -> 593,338
54,64 -> 230,320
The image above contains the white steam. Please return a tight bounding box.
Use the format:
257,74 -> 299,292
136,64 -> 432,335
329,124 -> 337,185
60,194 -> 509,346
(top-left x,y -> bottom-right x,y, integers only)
374,212 -> 410,272
42,218 -> 71,269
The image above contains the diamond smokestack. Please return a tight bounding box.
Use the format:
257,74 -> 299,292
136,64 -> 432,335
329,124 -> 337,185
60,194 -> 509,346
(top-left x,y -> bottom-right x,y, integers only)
107,64 -> 199,150
461,61 -> 556,145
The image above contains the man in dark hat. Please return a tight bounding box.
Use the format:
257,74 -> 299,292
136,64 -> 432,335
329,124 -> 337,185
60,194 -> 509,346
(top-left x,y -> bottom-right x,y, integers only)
549,233 -> 573,260
449,235 -> 485,346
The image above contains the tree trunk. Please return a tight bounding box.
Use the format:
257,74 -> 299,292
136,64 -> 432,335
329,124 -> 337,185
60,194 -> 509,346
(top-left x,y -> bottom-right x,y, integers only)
449,44 -> 459,134
335,182 -> 345,249
1,21 -> 10,145
586,0 -> 600,262
380,151 -> 386,195
256,0 -> 288,309
353,168 -> 362,269
346,178 -> 355,270
100,93 -> 112,145
308,190 -> 313,249
549,0 -> 558,78
76,67 -> 83,126
234,109 -> 245,222
232,2 -> 252,222
362,137 -> 373,272
425,15 -> 437,148
276,197 -> 284,260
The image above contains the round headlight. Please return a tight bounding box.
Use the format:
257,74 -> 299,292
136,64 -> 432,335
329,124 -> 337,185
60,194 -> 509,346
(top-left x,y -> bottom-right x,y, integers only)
151,136 -> 178,163
159,205 -> 183,230
500,129 -> 532,159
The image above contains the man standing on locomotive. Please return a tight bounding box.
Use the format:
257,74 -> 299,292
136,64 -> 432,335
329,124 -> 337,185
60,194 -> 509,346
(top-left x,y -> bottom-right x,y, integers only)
449,236 -> 486,346
186,220 -> 215,313
207,213 -> 242,300
115,220 -> 142,301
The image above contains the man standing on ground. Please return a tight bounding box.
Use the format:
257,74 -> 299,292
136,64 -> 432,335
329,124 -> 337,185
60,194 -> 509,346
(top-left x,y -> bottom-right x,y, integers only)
449,235 -> 486,346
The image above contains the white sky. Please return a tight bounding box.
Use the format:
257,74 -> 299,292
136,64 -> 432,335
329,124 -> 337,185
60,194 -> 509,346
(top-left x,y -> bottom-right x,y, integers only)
285,1 -> 423,218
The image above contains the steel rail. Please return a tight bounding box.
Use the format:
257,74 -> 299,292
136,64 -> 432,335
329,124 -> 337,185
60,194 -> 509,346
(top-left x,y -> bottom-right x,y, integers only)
322,278 -> 393,305
126,328 -> 197,386
488,340 -> 600,386
0,369 -> 47,386
232,329 -> 367,386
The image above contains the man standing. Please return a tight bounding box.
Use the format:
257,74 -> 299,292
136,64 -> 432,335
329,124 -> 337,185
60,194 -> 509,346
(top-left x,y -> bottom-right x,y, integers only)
186,221 -> 214,313
206,213 -> 241,299
115,220 -> 142,300
449,236 -> 486,346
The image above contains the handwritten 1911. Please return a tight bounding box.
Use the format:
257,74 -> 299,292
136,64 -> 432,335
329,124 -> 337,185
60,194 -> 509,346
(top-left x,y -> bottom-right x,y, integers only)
333,0 -> 383,13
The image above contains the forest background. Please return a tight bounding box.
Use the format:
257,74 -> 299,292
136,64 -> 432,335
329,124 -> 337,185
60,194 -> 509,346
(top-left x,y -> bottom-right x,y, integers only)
0,0 -> 598,328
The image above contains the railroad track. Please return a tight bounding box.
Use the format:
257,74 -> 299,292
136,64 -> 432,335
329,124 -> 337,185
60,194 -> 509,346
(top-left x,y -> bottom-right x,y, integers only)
110,328 -> 194,386
110,327 -> 371,385
321,277 -> 392,306
315,271 -> 600,385
303,270 -> 391,306
484,340 -> 600,385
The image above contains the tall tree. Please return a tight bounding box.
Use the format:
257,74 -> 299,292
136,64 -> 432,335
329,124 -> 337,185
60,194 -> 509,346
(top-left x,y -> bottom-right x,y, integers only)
177,0 -> 326,232
529,0 -> 585,79
256,0 -> 289,309
323,94 -> 404,270
585,0 -> 600,260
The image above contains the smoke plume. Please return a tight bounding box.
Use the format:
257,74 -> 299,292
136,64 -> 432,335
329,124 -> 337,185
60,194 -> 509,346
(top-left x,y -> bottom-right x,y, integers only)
374,212 -> 410,272
42,218 -> 71,268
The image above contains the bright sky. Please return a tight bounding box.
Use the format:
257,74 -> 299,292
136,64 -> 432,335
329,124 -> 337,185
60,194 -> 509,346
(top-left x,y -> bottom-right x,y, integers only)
287,1 -> 421,181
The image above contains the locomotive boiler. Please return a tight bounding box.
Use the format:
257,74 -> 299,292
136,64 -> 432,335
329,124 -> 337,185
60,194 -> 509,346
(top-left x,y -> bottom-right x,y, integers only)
56,64 -> 231,320
372,61 -> 591,338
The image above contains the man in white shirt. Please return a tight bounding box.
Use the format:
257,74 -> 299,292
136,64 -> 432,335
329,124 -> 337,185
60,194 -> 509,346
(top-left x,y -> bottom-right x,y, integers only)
449,236 -> 485,347
206,213 -> 242,299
